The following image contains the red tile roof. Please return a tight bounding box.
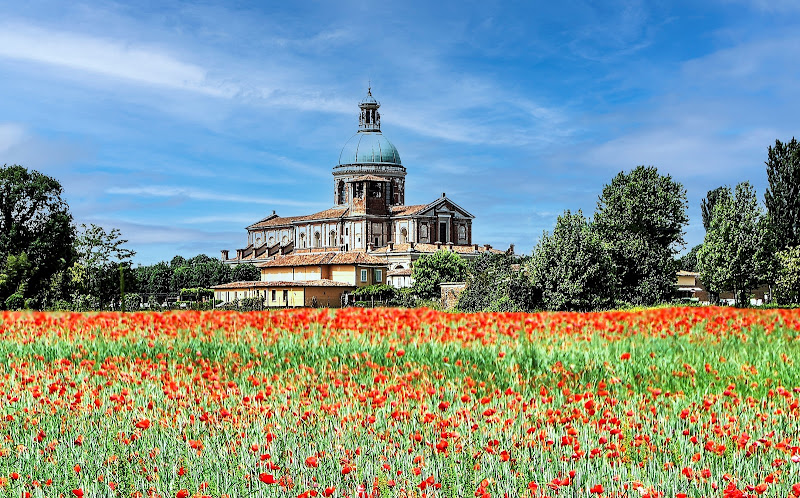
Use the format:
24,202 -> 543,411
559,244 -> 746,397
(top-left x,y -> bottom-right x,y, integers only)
212,279 -> 354,289
259,251 -> 387,268
299,206 -> 349,221
390,204 -> 427,216
248,215 -> 307,229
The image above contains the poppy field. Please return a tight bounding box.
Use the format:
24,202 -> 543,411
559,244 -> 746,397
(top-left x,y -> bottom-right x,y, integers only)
1,307 -> 800,498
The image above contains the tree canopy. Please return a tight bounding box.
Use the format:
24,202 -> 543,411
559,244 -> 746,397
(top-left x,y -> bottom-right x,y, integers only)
593,165 -> 688,305
764,137 -> 800,251
0,164 -> 75,306
457,252 -> 539,312
231,263 -> 260,282
68,224 -> 136,309
411,250 -> 468,300
701,187 -> 731,232
775,246 -> 800,305
697,182 -> 774,307
529,210 -> 615,311
131,254 -> 234,302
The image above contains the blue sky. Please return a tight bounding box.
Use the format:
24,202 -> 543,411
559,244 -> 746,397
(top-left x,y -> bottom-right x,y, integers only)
1,0 -> 798,264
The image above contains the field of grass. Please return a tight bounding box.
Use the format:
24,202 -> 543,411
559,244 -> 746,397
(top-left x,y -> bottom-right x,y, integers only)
1,307 -> 800,497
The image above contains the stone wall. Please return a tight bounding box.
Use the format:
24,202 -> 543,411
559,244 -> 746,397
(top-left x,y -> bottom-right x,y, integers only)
440,282 -> 467,309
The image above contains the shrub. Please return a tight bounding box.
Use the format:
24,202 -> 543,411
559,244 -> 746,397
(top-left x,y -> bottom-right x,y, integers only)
4,293 -> 25,310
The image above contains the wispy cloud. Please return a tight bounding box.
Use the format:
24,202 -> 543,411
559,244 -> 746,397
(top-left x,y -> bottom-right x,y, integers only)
107,185 -> 326,209
0,123 -> 26,153
0,22 -> 235,97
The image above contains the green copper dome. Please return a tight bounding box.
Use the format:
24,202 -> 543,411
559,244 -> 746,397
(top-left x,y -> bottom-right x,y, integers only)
338,131 -> 402,166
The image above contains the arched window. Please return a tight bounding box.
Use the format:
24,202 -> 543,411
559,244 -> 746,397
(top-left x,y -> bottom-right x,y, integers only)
281,235 -> 288,245
337,181 -> 346,205
314,231 -> 321,248
329,230 -> 337,248
268,236 -> 274,246
299,233 -> 306,248
400,227 -> 408,244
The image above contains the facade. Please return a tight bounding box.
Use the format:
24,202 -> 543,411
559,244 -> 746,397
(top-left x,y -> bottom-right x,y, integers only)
219,88 -> 507,298
212,251 -> 388,307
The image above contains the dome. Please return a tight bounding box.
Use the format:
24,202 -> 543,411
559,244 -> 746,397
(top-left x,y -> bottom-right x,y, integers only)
338,131 -> 402,166
360,93 -> 378,105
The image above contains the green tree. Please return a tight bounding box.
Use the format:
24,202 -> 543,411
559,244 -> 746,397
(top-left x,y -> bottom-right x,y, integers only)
133,261 -> 173,298
697,182 -> 772,307
528,210 -> 615,311
191,260 -> 232,288
0,253 -> 32,304
678,244 -> 701,272
231,263 -> 260,282
171,265 -> 193,293
170,255 -> 187,268
0,165 -> 75,306
764,137 -> 800,251
701,187 -> 731,232
411,250 -> 468,300
593,165 -> 688,306
69,224 -> 136,308
775,246 -> 800,304
457,252 -> 539,312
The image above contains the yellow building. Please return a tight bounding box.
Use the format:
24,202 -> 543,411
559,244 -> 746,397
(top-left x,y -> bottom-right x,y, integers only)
212,279 -> 354,308
212,251 -> 388,307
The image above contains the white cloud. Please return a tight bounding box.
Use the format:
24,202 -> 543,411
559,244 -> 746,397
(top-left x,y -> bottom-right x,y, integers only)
0,123 -> 26,153
0,22 -> 234,97
107,185 -> 326,209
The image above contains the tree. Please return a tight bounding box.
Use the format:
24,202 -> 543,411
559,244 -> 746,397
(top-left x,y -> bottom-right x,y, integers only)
411,250 -> 468,300
231,263 -> 260,282
457,252 -> 539,312
775,246 -> 800,304
69,224 -> 136,308
528,210 -> 615,311
0,253 -> 32,302
678,244 -> 701,272
593,166 -> 688,306
701,187 -> 731,232
0,164 -> 75,307
170,255 -> 187,268
697,182 -> 772,307
764,137 -> 800,251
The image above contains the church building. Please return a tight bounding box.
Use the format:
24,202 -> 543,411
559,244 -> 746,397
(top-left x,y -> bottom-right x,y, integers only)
216,88 -> 505,303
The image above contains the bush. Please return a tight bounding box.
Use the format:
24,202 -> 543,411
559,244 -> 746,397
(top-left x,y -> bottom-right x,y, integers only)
457,253 -> 539,312
221,297 -> 266,311
51,299 -> 73,311
179,288 -> 214,301
352,284 -> 398,303
4,293 -> 25,310
71,294 -> 101,311
124,293 -> 143,311
388,288 -> 418,308
486,295 -> 523,312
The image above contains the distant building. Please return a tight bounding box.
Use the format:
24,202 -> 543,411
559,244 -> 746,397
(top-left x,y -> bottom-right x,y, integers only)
213,251 -> 388,307
217,88 -> 508,304
675,270 -> 770,305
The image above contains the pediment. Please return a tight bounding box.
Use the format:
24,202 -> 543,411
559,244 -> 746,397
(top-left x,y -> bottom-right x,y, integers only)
414,196 -> 475,219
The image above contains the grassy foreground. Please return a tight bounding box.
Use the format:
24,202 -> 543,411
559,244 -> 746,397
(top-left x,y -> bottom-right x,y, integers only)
1,307 -> 799,497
